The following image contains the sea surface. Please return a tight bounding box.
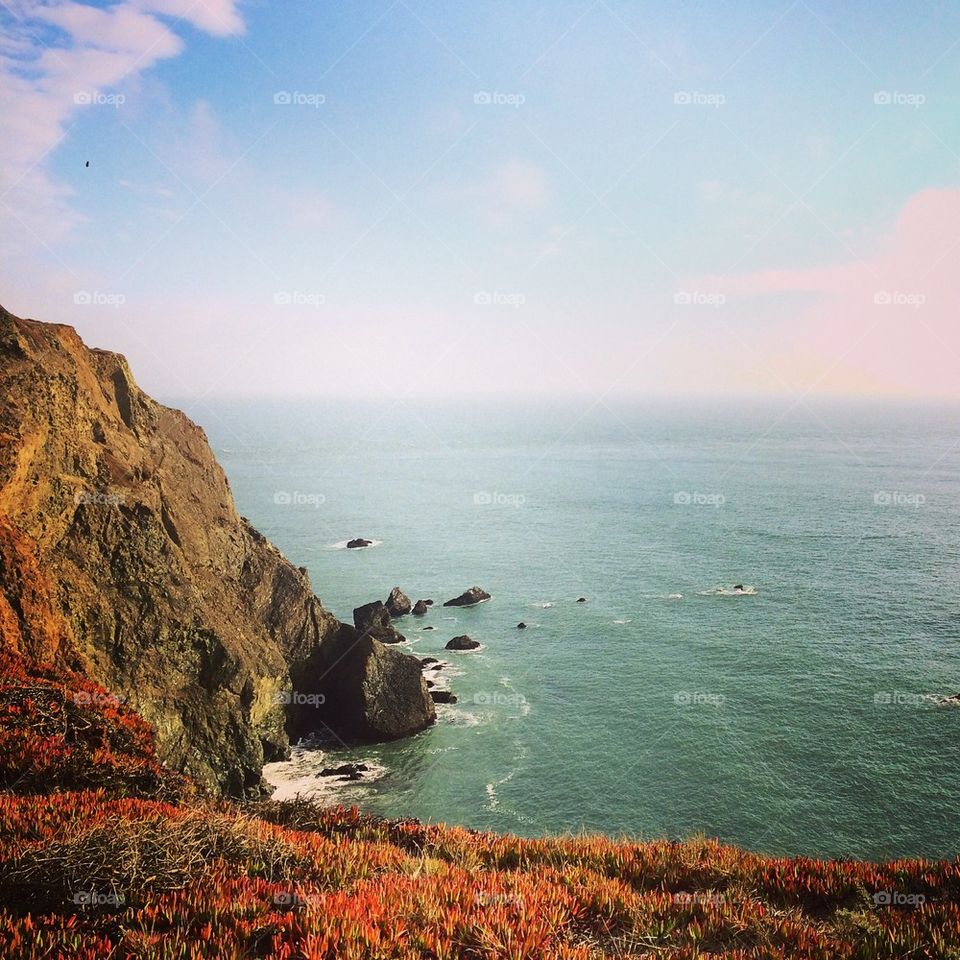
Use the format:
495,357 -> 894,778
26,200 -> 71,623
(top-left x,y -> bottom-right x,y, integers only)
174,395 -> 960,860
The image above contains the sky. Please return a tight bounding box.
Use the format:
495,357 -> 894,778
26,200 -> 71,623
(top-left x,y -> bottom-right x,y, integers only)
2,0 -> 960,401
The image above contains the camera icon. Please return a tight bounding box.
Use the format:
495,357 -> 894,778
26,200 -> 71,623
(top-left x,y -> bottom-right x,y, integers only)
872,891 -> 892,905
73,91 -> 92,105
73,291 -> 91,305
673,291 -> 691,305
873,291 -> 891,305
274,491 -> 292,505
673,91 -> 691,105
72,691 -> 92,705
673,491 -> 691,505
273,91 -> 292,105
873,91 -> 891,105
473,91 -> 491,105
873,491 -> 891,506
473,291 -> 492,305
273,292 -> 292,305
473,491 -> 492,505
673,691 -> 691,706
474,692 -> 492,705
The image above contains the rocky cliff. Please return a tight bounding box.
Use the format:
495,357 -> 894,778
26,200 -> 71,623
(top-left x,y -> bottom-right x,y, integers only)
0,305 -> 434,796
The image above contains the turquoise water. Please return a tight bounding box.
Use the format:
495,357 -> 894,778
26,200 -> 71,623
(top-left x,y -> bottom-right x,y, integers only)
176,396 -> 960,860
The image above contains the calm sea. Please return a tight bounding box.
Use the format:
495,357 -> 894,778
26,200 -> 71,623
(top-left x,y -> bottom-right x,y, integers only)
174,395 -> 960,859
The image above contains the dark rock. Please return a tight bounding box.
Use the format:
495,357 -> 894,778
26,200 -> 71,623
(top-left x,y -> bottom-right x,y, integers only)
425,680 -> 435,688
576,597 -> 587,603
423,625 -> 436,631
428,663 -> 444,671
425,599 -> 434,606
386,587 -> 412,618
443,586 -> 491,607
420,657 -> 439,666
346,538 -> 373,549
431,690 -> 458,704
412,599 -> 429,616
318,763 -> 369,778
353,601 -> 405,644
445,635 -> 480,651
312,623 -> 436,741
517,622 -> 527,629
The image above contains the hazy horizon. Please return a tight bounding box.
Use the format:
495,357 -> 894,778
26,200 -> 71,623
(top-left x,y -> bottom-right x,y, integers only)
4,1 -> 960,401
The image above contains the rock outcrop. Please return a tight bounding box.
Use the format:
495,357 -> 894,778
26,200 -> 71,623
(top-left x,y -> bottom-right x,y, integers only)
0,306 -> 434,797
445,635 -> 480,651
354,601 -> 405,644
346,538 -> 372,549
443,586 -> 491,607
412,599 -> 429,616
385,587 -> 412,618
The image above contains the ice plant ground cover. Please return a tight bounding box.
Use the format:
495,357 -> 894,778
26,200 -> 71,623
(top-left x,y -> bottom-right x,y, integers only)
1,651 -> 959,959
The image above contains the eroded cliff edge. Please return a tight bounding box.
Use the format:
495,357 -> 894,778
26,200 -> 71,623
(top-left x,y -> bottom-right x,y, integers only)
0,306 -> 434,796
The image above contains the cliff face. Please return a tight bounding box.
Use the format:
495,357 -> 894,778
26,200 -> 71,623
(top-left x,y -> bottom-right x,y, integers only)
0,306 -> 434,796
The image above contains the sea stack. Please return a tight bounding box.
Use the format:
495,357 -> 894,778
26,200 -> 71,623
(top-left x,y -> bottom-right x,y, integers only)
443,586 -> 491,607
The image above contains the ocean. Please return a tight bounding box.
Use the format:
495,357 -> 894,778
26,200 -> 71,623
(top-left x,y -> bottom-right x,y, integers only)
174,395 -> 960,860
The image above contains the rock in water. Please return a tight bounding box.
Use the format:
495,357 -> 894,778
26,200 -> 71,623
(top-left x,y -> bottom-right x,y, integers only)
443,586 -> 491,607
576,597 -> 587,603
412,599 -> 429,616
316,626 -> 435,740
445,635 -> 480,651
0,305 -> 434,796
346,538 -> 372,549
353,601 -> 405,644
430,690 -> 458,704
385,587 -> 412,618
517,622 -> 527,630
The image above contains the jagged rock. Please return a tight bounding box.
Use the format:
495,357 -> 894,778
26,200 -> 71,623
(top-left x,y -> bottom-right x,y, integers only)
318,763 -> 368,778
431,690 -> 458,704
313,625 -> 435,741
385,587 -> 412,618
353,601 -> 405,644
412,599 -> 429,616
576,597 -> 587,603
445,635 -> 480,651
517,622 -> 527,630
0,305 -> 433,797
420,657 -> 439,666
443,586 -> 491,607
346,538 -> 372,549
422,625 -> 436,631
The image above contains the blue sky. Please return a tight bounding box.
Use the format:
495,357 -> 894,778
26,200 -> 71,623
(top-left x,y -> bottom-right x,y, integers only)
3,0 -> 960,399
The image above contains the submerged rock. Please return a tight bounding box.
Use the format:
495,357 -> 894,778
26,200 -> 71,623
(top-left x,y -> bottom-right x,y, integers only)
445,635 -> 480,651
353,601 -> 405,644
443,586 -> 491,607
386,587 -> 412,618
517,622 -> 527,630
576,597 -> 587,603
346,538 -> 373,549
318,763 -> 369,778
